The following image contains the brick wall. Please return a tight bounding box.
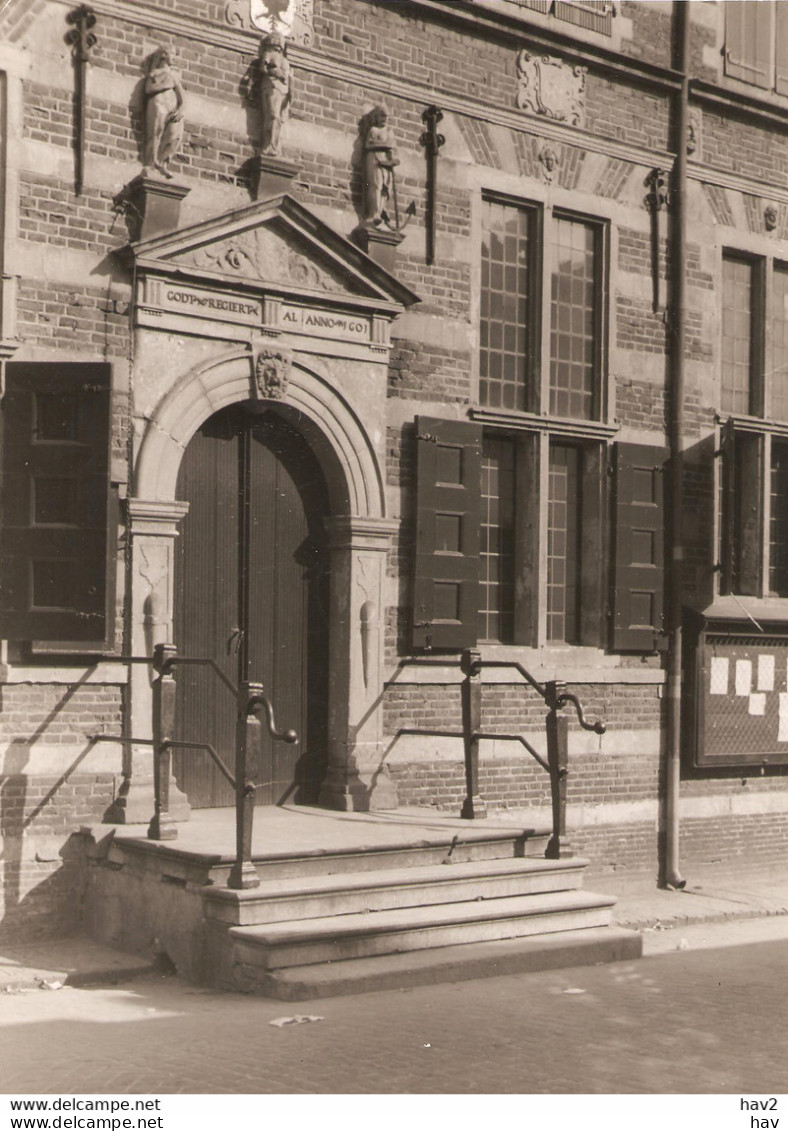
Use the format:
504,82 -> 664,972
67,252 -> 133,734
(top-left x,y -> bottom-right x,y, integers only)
0,774 -> 117,943
388,340 -> 471,402
0,683 -> 123,747
702,109 -> 788,184
17,281 -> 131,355
0,682 -> 123,942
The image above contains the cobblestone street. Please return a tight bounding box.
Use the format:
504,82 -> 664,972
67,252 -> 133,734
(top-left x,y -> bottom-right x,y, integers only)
2,919 -> 788,1096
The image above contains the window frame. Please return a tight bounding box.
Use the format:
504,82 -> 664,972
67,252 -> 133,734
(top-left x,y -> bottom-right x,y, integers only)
478,191 -> 610,426
717,247 -> 788,601
469,193 -> 613,650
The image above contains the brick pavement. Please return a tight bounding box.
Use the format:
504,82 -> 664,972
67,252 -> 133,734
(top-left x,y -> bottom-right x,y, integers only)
2,917 -> 788,1095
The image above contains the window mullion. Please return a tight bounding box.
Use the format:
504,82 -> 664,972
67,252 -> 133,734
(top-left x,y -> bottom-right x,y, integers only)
754,257 -> 768,419
514,433 -> 539,645
596,223 -> 608,422
536,429 -> 550,646
763,429 -> 773,596
539,204 -> 552,416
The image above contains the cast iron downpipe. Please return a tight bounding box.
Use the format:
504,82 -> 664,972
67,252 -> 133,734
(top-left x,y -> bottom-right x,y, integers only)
664,2 -> 690,890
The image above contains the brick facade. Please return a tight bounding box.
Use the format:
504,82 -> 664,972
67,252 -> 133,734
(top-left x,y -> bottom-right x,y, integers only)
4,0 -> 788,939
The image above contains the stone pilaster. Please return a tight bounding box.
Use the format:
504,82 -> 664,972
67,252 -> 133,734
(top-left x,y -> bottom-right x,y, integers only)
319,515 -> 399,812
108,498 -> 190,825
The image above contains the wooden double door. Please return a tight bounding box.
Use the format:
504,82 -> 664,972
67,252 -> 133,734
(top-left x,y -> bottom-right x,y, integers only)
173,405 -> 330,807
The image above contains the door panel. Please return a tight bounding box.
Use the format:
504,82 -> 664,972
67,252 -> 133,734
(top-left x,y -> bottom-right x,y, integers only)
173,406 -> 329,807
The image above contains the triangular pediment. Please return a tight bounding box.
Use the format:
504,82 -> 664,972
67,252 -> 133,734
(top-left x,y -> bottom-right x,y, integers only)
126,193 -> 420,310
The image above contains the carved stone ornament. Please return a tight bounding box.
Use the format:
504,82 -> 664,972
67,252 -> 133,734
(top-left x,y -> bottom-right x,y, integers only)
539,145 -> 559,183
180,227 -> 338,290
687,107 -> 702,157
516,51 -> 587,127
225,0 -> 313,46
765,204 -> 778,232
253,343 -> 292,399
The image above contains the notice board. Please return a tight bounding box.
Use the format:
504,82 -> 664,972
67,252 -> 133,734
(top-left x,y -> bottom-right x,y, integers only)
694,631 -> 788,767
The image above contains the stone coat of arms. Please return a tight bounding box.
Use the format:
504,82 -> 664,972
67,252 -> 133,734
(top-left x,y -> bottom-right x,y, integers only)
516,51 -> 587,128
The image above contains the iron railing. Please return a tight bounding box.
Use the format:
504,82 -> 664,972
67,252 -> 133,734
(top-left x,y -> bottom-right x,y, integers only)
396,647 -> 606,859
90,643 -> 297,889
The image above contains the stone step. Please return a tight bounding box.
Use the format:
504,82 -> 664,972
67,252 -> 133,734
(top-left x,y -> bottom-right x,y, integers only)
230,889 -> 617,969
239,926 -> 643,1000
104,827 -> 549,886
204,856 -> 588,926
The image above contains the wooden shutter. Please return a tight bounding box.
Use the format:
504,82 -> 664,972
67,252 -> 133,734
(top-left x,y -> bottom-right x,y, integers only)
554,1 -> 612,36
0,362 -> 115,647
719,418 -> 736,595
734,429 -> 763,596
413,417 -> 481,651
611,443 -> 667,652
776,2 -> 788,95
725,1 -> 773,89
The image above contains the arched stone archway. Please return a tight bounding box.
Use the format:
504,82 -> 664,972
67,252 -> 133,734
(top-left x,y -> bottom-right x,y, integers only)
134,348 -> 386,520
123,347 -> 398,820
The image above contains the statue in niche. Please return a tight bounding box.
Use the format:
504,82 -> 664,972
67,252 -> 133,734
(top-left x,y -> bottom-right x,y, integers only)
143,47 -> 185,178
362,105 -> 399,225
258,31 -> 291,155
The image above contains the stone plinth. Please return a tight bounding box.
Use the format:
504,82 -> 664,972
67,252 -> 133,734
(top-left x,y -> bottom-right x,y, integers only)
355,224 -> 404,273
118,175 -> 190,243
253,155 -> 301,200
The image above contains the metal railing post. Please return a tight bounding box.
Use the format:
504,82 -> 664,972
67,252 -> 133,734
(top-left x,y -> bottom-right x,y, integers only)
228,681 -> 263,891
461,647 -> 487,819
545,679 -> 571,859
148,643 -> 178,841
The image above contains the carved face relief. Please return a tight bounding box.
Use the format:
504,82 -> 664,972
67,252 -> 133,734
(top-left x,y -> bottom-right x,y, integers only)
687,108 -> 702,157
765,205 -> 778,232
539,145 -> 559,182
254,345 -> 292,399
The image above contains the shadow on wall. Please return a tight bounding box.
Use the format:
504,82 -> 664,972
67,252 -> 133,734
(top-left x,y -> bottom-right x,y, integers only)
0,676 -> 121,944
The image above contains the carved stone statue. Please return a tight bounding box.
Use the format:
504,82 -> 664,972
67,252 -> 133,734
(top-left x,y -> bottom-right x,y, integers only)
362,105 -> 399,225
258,32 -> 291,156
143,47 -> 185,179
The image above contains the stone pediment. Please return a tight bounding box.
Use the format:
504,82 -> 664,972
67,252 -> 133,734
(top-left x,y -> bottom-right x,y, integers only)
125,193 -> 420,310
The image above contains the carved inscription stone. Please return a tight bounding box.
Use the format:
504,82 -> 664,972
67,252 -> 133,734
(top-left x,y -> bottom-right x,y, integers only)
225,0 -> 314,46
516,51 -> 587,127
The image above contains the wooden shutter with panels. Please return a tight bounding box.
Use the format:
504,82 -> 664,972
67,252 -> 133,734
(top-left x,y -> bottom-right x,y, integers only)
718,418 -> 736,596
611,442 -> 667,652
554,1 -> 612,36
0,362 -> 115,648
725,1 -> 773,89
776,3 -> 788,96
413,417 -> 481,651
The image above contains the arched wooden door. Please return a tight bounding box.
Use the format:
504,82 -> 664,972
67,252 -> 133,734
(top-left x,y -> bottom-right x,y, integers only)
173,404 -> 330,807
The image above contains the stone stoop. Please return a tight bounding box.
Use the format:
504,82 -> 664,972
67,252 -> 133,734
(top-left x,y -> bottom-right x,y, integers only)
203,853 -> 642,999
